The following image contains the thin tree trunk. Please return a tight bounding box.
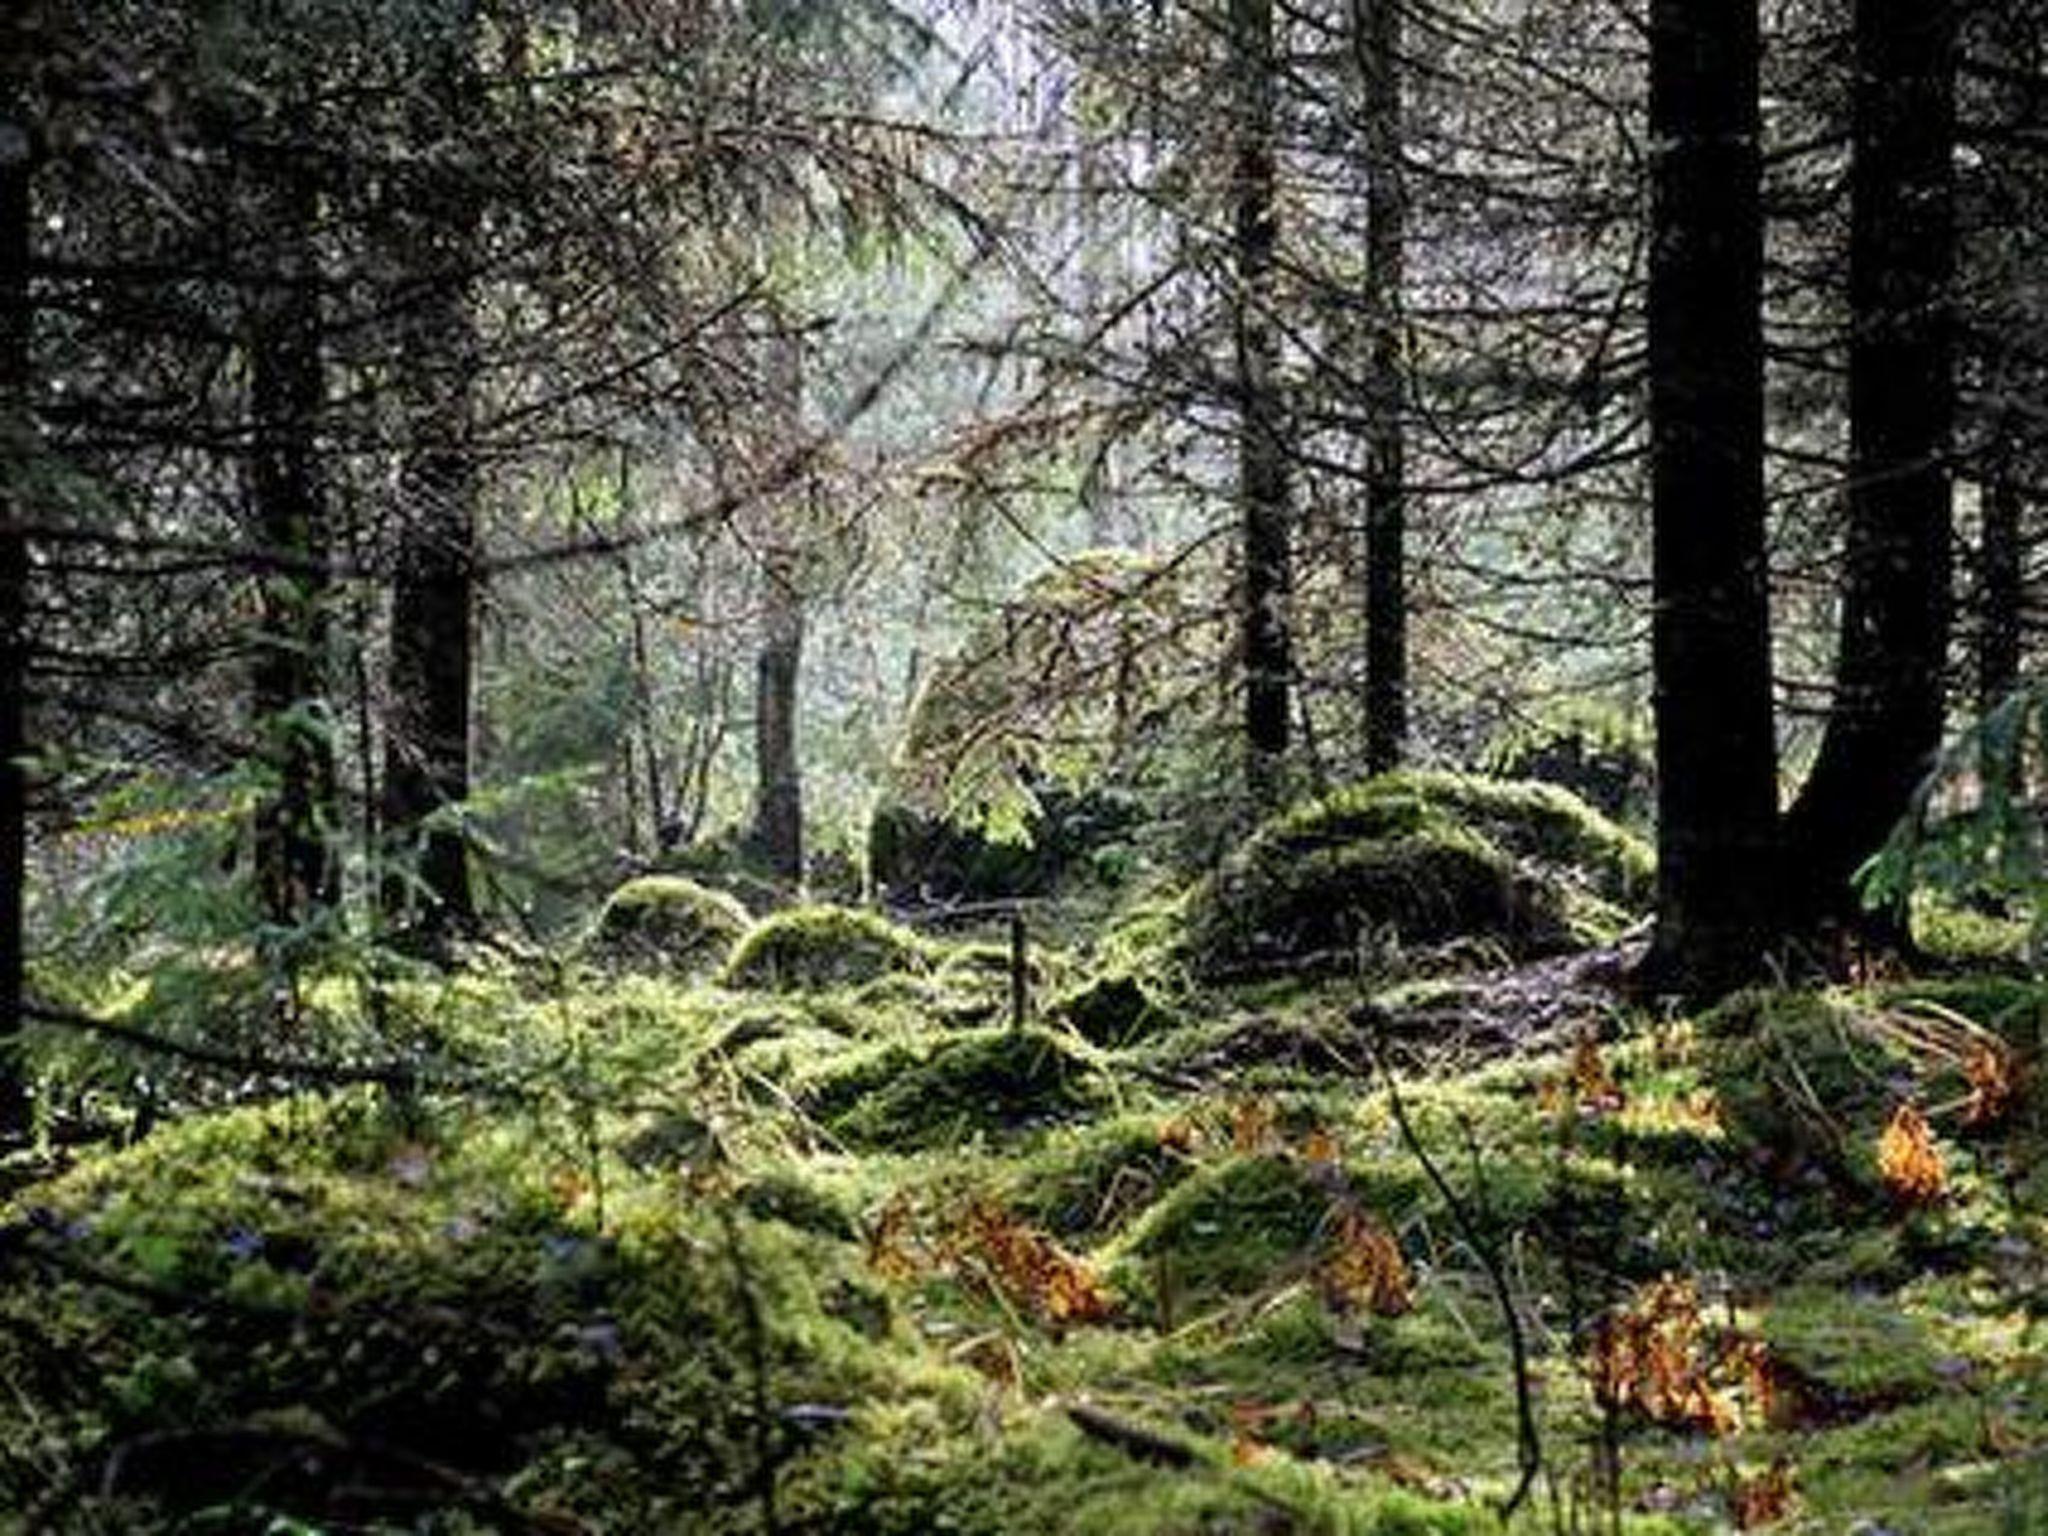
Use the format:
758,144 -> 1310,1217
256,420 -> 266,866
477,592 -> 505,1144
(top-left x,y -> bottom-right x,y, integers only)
248,157 -> 338,928
748,329 -> 806,888
381,16 -> 480,947
1781,0 -> 1956,936
1356,0 -> 1406,774
0,48 -> 34,1134
1639,0 -> 1781,998
753,546 -> 805,886
1233,0 -> 1293,804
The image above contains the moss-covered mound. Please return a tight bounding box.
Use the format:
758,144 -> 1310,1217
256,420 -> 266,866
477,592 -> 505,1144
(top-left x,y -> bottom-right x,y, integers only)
1052,970 -> 1182,1047
806,1027 -> 1110,1150
1185,772 -> 1650,977
585,874 -> 750,978
1110,1153 -> 1339,1314
723,903 -> 930,992
0,1095 -> 920,1532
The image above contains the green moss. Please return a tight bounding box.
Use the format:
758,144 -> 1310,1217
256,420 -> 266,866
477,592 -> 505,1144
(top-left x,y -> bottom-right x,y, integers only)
724,903 -> 931,992
1189,826 -> 1561,979
1182,773 -> 1648,980
0,1096 -> 939,1533
585,874 -> 750,979
1109,1154 -> 1336,1313
1005,1114 -> 1198,1239
823,1028 -> 1112,1151
1053,970 -> 1183,1047
1762,1285 -> 1946,1403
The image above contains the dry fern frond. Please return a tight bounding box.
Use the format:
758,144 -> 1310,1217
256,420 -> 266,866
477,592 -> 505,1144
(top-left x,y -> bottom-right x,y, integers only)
1314,1206 -> 1414,1318
1876,1103 -> 1947,1207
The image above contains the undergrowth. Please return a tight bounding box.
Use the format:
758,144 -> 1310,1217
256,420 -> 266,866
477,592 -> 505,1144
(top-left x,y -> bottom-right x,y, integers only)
6,866 -> 2047,1532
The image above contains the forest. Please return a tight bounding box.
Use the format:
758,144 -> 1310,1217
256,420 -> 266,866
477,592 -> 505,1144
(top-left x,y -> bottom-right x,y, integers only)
2,0 -> 2046,1529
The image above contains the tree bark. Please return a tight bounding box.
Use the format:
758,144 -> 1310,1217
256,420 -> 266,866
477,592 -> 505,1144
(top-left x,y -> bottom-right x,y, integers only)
1355,0 -> 1407,775
0,35 -> 33,1135
1781,0 -> 1957,935
752,544 -> 805,886
1233,0 -> 1293,804
1639,0 -> 1781,998
1978,422 -> 2024,718
248,152 -> 339,928
380,15 -> 481,947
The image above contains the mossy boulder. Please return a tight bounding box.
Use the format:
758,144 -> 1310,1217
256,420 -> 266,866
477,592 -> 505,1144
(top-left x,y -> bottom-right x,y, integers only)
1184,772 -> 1650,978
810,1027 -> 1110,1150
586,875 -> 749,979
722,904 -> 930,992
1051,970 -> 1182,1047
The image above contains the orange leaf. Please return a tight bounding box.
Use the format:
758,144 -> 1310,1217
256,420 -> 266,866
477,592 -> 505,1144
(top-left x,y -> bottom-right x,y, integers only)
1876,1103 -> 1947,1207
1962,1042 -> 2024,1129
1730,1459 -> 1795,1529
1299,1127 -> 1342,1166
1231,1097 -> 1278,1154
1316,1207 -> 1414,1317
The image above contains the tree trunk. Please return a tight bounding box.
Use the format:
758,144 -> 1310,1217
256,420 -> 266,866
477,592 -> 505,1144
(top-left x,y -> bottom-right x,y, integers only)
1977,421 -> 2023,719
1781,0 -> 1956,935
0,48 -> 33,1135
381,18 -> 480,947
1356,0 -> 1406,774
248,158 -> 339,928
1233,0 -> 1293,804
1639,0 -> 1781,998
752,545 -> 805,886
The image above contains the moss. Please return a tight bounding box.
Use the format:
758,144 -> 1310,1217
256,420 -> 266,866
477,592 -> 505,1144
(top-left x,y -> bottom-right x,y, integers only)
0,1096 -> 934,1533
1109,1154 -> 1337,1313
1182,772 -> 1648,980
1762,1285 -> 1946,1404
1379,770 -> 1652,904
585,874 -> 750,979
1005,1114 -> 1199,1239
824,1028 -> 1112,1151
723,903 -> 930,992
1189,825 -> 1564,979
1053,970 -> 1183,1047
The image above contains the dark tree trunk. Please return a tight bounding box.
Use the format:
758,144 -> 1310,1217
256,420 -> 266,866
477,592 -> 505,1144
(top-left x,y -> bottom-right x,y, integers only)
752,547 -> 805,886
0,50 -> 33,1135
248,161 -> 339,928
380,20 -> 481,947
1977,422 -> 2023,718
381,334 -> 478,943
1356,0 -> 1407,775
1639,0 -> 1781,998
1782,0 -> 1957,934
1233,0 -> 1293,804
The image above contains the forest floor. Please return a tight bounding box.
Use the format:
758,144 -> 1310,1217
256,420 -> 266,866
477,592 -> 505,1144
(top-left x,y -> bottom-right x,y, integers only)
4,808 -> 2048,1531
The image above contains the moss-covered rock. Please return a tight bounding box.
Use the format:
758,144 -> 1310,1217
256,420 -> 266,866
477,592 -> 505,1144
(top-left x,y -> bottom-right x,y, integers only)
586,875 -> 749,979
809,1028 -> 1111,1151
1184,772 -> 1650,978
723,903 -> 930,992
1052,970 -> 1182,1047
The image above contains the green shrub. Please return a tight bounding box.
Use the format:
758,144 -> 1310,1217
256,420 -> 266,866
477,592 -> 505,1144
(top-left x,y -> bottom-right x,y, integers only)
723,904 -> 930,992
586,875 -> 749,978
